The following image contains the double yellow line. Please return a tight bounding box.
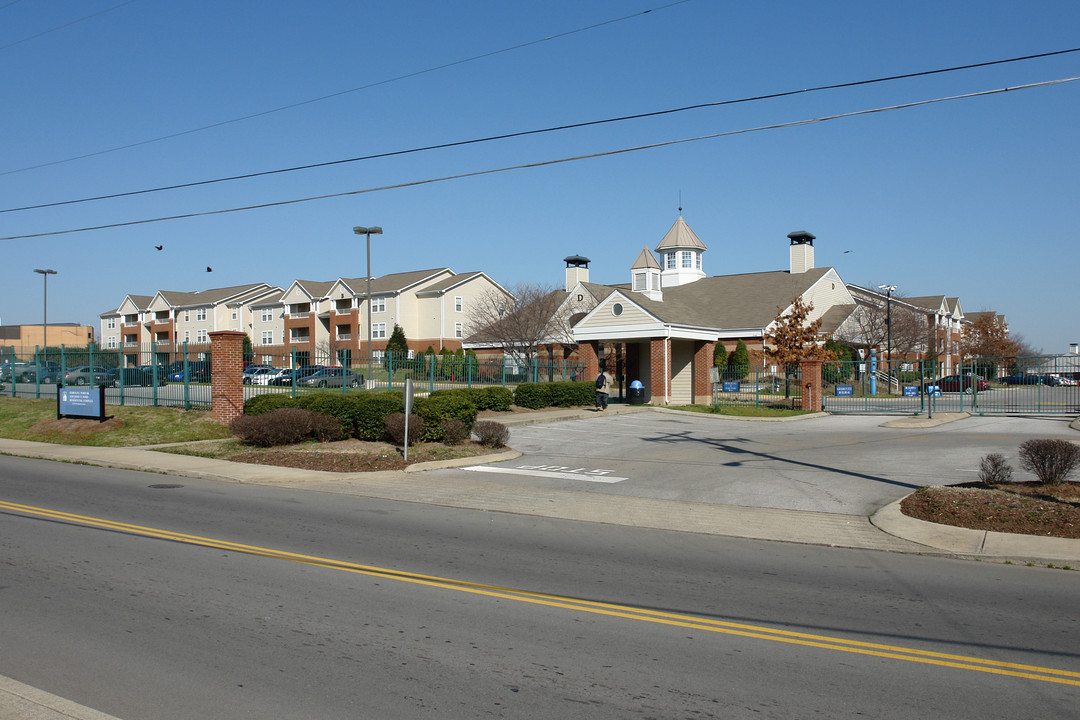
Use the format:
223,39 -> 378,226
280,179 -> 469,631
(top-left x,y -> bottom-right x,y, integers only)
4,499 -> 1078,687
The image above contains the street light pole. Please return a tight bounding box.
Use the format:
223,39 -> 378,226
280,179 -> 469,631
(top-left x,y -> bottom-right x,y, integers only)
878,284 -> 896,381
34,269 -> 57,358
352,226 -> 382,376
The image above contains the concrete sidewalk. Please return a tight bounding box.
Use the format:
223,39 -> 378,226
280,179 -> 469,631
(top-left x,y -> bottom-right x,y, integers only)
2,405 -> 1079,720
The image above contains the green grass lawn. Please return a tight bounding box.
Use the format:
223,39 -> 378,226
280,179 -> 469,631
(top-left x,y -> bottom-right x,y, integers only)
0,397 -> 232,447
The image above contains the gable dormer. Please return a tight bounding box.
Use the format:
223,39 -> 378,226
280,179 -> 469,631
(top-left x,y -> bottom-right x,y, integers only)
655,216 -> 706,287
630,247 -> 662,301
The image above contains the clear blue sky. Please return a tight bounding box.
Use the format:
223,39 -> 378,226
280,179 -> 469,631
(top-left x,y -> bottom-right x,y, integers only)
2,0 -> 1077,352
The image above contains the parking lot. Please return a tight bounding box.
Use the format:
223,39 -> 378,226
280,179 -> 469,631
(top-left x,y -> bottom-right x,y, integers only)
436,411 -> 1078,516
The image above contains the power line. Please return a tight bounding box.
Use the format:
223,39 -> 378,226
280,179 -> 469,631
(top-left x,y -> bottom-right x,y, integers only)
3,45 -> 1078,215
2,76 -> 1074,242
0,0 -> 142,51
0,0 -> 695,176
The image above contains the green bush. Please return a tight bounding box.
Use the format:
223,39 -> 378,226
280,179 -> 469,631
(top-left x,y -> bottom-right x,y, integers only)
549,381 -> 593,407
351,392 -> 406,440
413,393 -> 477,442
243,393 -> 297,415
482,386 -> 514,411
513,383 -> 552,409
384,413 -> 424,445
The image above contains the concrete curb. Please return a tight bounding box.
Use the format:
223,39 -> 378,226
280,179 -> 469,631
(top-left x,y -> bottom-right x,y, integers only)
0,675 -> 121,720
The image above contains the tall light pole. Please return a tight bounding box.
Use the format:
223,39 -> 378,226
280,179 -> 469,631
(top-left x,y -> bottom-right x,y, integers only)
878,284 -> 896,372
34,269 -> 57,358
353,226 -> 382,372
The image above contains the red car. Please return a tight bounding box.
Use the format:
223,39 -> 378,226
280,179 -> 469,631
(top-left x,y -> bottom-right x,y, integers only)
923,374 -> 989,394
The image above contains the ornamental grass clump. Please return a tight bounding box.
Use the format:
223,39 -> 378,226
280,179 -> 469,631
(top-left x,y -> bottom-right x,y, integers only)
1017,439 -> 1080,485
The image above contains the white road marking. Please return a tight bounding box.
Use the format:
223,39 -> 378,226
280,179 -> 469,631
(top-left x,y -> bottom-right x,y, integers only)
461,465 -> 627,483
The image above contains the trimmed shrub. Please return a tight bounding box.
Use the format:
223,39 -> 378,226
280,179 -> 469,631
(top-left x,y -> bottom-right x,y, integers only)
230,407 -> 345,447
352,392 -> 406,440
482,386 -> 514,412
441,418 -> 468,446
514,383 -> 553,409
243,393 -> 297,416
384,413 -> 424,445
549,380 -> 594,407
1018,439 -> 1080,484
473,419 -> 510,448
413,393 -> 477,442
977,453 -> 1013,484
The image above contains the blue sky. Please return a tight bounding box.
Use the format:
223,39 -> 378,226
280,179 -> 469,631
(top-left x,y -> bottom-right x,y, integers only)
2,0 -> 1077,352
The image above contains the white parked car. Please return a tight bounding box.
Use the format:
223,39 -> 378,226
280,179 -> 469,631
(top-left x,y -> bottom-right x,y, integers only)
252,368 -> 288,386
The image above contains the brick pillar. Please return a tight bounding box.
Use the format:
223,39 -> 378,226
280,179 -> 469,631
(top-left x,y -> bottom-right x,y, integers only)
580,341 -> 600,381
210,330 -> 246,424
800,359 -> 823,412
692,340 -> 715,404
649,337 -> 669,404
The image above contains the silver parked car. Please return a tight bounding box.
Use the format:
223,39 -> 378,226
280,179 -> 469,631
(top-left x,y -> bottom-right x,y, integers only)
63,366 -> 116,387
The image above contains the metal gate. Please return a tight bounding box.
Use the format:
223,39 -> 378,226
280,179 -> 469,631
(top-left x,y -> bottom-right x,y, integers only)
819,356 -> 1080,415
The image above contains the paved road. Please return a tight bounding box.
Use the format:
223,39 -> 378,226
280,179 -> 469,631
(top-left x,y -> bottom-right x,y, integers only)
3,456 -> 1078,720
434,411 -> 1078,515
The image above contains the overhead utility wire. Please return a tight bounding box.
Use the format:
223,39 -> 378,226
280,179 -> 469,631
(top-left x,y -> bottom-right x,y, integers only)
0,0 -> 141,51
3,45 -> 1078,215
0,0 -> 694,176
2,76 -> 1074,242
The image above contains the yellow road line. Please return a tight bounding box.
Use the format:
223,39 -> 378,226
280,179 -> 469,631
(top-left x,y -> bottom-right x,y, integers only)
4,499 -> 1078,686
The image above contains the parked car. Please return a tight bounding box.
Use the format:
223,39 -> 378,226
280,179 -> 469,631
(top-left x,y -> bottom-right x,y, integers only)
63,366 -> 116,387
109,365 -> 168,387
298,367 -> 364,389
251,368 -> 289,386
242,365 -> 273,384
923,374 -> 989,394
0,362 -> 34,382
999,374 -> 1042,385
268,366 -> 326,386
167,361 -> 211,383
1039,374 -> 1072,387
4,362 -> 63,383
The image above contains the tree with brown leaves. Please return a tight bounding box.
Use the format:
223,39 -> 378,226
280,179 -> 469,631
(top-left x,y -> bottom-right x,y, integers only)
765,296 -> 835,367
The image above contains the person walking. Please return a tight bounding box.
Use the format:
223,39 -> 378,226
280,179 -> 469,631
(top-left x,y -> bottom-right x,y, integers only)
595,366 -> 614,411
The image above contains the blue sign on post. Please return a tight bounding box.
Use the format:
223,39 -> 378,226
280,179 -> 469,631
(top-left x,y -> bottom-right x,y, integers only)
722,381 -> 740,393
835,385 -> 854,396
902,385 -> 918,397
58,386 -> 106,421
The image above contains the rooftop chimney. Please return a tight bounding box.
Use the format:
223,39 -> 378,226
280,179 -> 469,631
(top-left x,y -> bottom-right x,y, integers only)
563,255 -> 590,292
787,230 -> 815,274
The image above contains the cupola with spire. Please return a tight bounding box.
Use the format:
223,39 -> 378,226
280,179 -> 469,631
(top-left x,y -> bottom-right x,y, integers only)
630,247 -> 663,301
655,216 -> 706,287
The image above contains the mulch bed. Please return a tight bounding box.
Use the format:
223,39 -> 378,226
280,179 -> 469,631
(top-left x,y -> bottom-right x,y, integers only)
900,481 -> 1080,539
225,438 -> 500,473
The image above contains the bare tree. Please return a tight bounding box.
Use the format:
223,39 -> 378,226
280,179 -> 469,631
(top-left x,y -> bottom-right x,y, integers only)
465,282 -> 570,365
836,287 -> 928,362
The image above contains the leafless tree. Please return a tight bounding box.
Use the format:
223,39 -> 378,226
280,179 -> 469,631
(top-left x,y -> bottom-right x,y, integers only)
836,287 -> 927,362
465,282 -> 571,365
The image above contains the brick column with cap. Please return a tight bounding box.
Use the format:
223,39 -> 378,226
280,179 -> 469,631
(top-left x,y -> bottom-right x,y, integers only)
800,359 -> 823,412
580,341 -> 600,381
210,330 -> 246,424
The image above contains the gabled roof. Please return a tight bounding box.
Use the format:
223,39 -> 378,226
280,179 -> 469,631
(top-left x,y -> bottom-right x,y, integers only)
654,216 -> 706,252
415,271 -> 510,297
102,293 -> 154,316
157,283 -> 273,308
336,268 -> 451,296
905,295 -> 950,314
630,247 -> 661,270
282,279 -> 335,302
624,267 -> 833,330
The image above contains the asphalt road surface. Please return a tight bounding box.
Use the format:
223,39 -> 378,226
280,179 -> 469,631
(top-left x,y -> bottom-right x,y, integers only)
2,455 -> 1078,719
435,412 -> 1077,514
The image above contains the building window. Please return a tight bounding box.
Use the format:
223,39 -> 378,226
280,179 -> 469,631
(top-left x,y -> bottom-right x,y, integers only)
261,308 -> 273,322
196,329 -> 208,344
231,309 -> 237,320
681,251 -> 693,268
695,253 -> 702,270
107,337 -> 117,348
454,296 -> 463,312
196,308 -> 207,321
184,331 -> 190,343
666,252 -> 676,270
371,322 -> 386,339
261,331 -> 273,345
372,297 -> 385,313
184,311 -> 189,322
611,303 -> 623,317
107,318 -> 116,329
633,272 -> 645,291
455,322 -> 463,339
